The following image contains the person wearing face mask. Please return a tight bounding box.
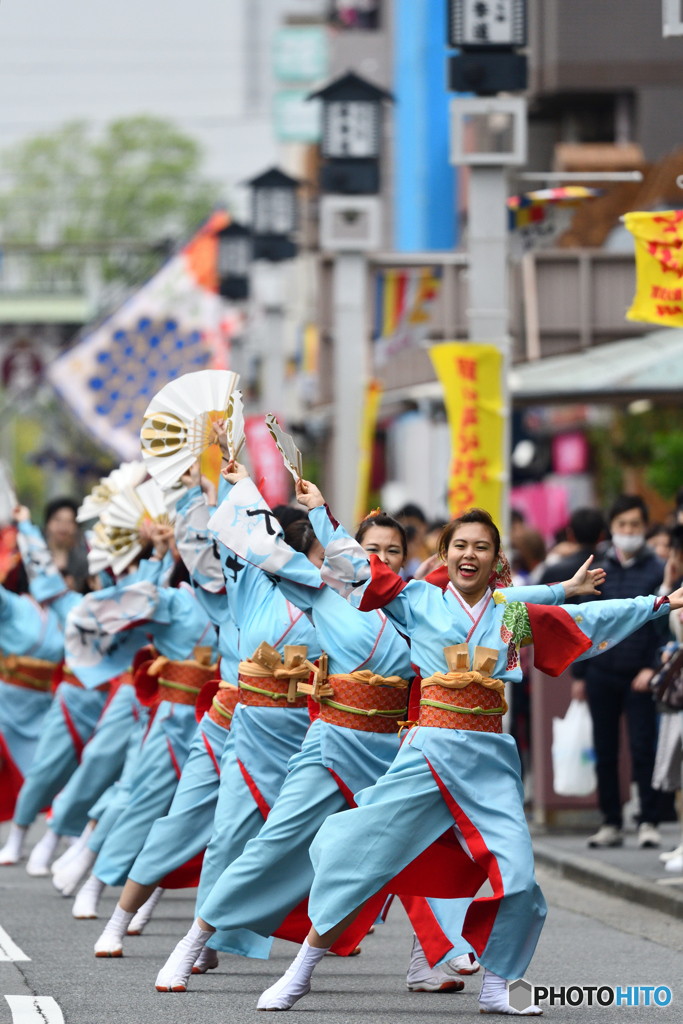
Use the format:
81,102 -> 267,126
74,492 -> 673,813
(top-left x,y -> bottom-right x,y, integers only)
580,495 -> 667,850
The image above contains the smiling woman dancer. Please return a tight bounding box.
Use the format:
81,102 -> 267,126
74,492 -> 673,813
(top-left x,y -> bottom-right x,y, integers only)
251,480 -> 681,1016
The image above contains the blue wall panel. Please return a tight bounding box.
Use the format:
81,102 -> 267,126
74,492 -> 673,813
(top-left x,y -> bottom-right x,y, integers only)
394,0 -> 457,251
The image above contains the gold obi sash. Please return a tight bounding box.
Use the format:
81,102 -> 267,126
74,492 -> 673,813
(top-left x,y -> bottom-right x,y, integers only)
298,654 -> 409,734
147,646 -> 217,706
238,643 -> 312,709
419,645 -> 507,735
0,653 -> 57,693
209,682 -> 240,729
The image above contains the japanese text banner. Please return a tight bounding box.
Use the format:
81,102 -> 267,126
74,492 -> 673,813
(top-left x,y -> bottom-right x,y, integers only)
429,343 -> 504,523
624,210 -> 683,327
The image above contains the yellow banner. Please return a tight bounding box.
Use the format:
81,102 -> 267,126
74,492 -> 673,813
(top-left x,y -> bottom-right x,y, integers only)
429,343 -> 504,523
354,379 -> 383,524
624,210 -> 683,326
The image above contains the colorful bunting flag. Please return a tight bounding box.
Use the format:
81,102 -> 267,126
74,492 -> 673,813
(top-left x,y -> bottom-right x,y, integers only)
47,213 -> 242,460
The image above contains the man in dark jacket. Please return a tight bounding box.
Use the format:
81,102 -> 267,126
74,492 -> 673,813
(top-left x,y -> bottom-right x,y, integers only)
540,507 -> 606,601
577,496 -> 665,848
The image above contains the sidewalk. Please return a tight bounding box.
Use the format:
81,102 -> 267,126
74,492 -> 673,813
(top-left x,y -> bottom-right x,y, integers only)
532,821 -> 683,920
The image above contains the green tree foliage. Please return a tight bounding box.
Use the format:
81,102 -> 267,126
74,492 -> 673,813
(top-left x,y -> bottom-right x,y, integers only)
588,406 -> 683,506
647,431 -> 683,499
0,116 -> 221,285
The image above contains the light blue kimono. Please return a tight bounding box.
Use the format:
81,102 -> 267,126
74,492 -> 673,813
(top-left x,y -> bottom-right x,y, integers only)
0,587 -> 63,788
12,522 -> 107,828
175,483 -> 320,958
47,556 -> 172,838
85,582 -> 217,887
12,520 -> 169,830
303,514 -> 673,980
128,616 -> 240,887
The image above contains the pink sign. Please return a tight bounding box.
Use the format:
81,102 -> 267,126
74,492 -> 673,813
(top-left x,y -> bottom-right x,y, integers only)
552,432 -> 589,476
244,415 -> 291,508
511,481 -> 570,545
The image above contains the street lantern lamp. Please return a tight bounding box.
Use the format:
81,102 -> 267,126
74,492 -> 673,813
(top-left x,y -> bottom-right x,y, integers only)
246,167 -> 299,262
308,71 -> 393,195
447,0 -> 526,49
447,0 -> 527,95
217,221 -> 252,300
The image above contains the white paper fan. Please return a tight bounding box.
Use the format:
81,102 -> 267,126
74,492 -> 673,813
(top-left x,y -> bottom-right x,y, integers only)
94,478 -> 180,576
226,390 -> 245,462
140,369 -> 240,488
77,461 -> 147,523
265,414 -> 303,483
88,520 -> 142,577
0,461 -> 17,526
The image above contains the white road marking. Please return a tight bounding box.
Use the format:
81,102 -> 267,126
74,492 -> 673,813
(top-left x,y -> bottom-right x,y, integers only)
0,926 -> 30,962
5,997 -> 64,1024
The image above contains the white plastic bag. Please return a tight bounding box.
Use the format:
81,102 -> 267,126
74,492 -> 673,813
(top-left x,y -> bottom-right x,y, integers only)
552,699 -> 597,797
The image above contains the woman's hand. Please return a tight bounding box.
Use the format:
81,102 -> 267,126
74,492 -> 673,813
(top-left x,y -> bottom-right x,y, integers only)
149,523 -> 174,560
562,555 -> 606,599
631,667 -> 654,693
667,586 -> 683,611
180,460 -> 201,489
570,679 -> 586,702
13,504 -> 31,524
413,553 -> 441,580
295,478 -> 325,510
210,420 -> 229,458
200,475 -> 217,507
220,460 -> 249,485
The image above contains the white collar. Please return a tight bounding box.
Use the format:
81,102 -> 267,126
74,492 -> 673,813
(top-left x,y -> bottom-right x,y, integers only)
448,584 -> 492,623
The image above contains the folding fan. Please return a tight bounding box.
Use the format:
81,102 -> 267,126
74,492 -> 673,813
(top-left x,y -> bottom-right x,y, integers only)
94,477 -> 184,576
140,369 -> 240,489
266,414 -> 303,482
226,390 -> 246,462
77,461 -> 147,523
0,461 -> 17,526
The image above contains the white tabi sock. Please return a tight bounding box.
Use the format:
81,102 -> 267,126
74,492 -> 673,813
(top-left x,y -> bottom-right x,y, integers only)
0,823 -> 28,865
155,920 -> 211,992
405,934 -> 465,992
127,887 -> 165,935
479,968 -> 542,1015
51,821 -> 95,876
53,845 -> 97,896
26,827 -> 61,876
192,944 -> 219,974
257,939 -> 330,1011
72,873 -> 106,919
94,904 -> 135,957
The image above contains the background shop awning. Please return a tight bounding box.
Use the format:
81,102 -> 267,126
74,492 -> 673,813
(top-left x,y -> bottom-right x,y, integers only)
509,327 -> 683,403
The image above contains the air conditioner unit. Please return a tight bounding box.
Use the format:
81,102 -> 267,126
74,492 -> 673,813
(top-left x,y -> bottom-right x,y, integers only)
319,195 -> 382,252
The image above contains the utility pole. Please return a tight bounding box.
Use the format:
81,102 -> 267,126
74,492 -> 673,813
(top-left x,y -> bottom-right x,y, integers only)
307,72 -> 392,528
447,1 -> 528,545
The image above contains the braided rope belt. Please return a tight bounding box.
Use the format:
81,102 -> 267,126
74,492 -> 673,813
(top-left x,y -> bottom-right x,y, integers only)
153,659 -> 218,707
318,672 -> 409,734
209,682 -> 240,729
0,654 -> 57,693
238,643 -> 311,709
415,646 -> 508,733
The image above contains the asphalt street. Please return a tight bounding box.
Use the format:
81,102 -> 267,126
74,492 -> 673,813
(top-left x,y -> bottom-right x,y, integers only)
0,823 -> 682,1023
